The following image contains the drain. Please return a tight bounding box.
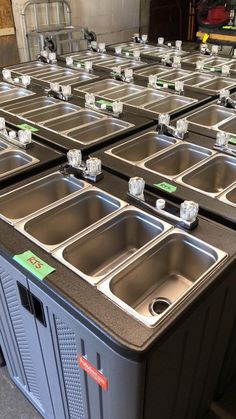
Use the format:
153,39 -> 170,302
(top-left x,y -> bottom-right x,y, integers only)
149,297 -> 172,315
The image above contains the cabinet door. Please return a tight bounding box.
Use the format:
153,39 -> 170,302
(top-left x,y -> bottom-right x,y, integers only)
0,255 -> 55,418
29,281 -> 145,419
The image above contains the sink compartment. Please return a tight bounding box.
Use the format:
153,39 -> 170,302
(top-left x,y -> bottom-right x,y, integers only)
0,82 -> 15,93
156,69 -> 191,81
0,172 -> 87,224
141,143 -> 213,178
200,78 -> 236,93
106,132 -> 178,164
76,79 -> 123,95
183,73 -> 214,86
100,84 -> 145,100
0,88 -> 34,104
143,95 -> 196,114
66,118 -> 133,144
218,117 -> 236,135
16,189 -> 125,251
3,96 -> 58,114
218,184 -> 236,206
22,103 -> 79,123
204,58 -> 231,67
134,65 -> 168,78
0,150 -> 39,178
178,155 -> 236,196
44,110 -> 104,132
182,54 -> 209,65
124,90 -> 169,106
98,230 -> 226,327
186,105 -> 234,128
53,207 -> 171,284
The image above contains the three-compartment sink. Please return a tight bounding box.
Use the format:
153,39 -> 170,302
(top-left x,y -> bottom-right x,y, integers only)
0,172 -> 89,224
15,188 -> 126,252
176,154 -> 236,196
138,142 -> 214,179
53,207 -> 172,285
0,150 -> 39,178
105,132 -> 179,164
98,229 -> 227,327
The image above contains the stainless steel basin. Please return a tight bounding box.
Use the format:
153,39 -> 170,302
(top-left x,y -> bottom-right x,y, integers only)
124,90 -> 169,107
53,207 -> 172,284
15,188 -> 126,252
156,69 -> 192,81
76,79 -> 123,95
182,54 -> 209,65
177,154 -> 236,196
143,95 -> 197,115
218,117 -> 236,135
98,229 -> 226,327
186,105 -> 235,129
23,103 -> 79,124
218,184 -> 236,206
0,140 -> 9,151
0,87 -> 34,104
0,150 -> 39,178
66,118 -> 133,145
140,143 -> 214,178
0,172 -> 88,224
106,132 -> 179,164
183,73 -> 215,86
100,84 -> 145,100
204,58 -> 231,67
134,65 -> 169,78
3,96 -> 58,115
44,110 -> 105,132
6,62 -> 51,73
0,82 -> 15,93
200,78 -> 236,93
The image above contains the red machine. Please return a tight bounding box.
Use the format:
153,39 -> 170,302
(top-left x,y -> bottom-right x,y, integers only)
197,1 -> 230,27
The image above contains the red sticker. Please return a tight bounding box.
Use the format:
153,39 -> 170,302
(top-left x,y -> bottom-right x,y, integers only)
78,355 -> 108,391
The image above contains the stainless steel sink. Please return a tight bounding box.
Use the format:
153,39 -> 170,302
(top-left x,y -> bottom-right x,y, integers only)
0,86 -> 35,104
97,84 -> 145,101
44,110 -> 105,133
218,184 -> 236,206
0,172 -> 89,225
134,65 -> 170,78
22,103 -> 79,124
200,77 -> 236,93
204,58 -> 232,67
53,207 -> 172,285
98,229 -> 227,327
139,143 -> 214,178
75,79 -> 123,96
218,117 -> 236,135
0,140 -> 9,151
124,89 -> 169,107
0,150 -> 39,178
186,105 -> 235,129
6,62 -> 52,73
183,73 -> 215,87
0,82 -> 15,93
143,95 -> 197,115
94,57 -> 146,70
66,118 -> 133,145
156,69 -> 192,81
3,96 -> 59,115
105,132 -> 179,164
177,154 -> 236,196
182,54 -> 209,65
15,188 -> 126,252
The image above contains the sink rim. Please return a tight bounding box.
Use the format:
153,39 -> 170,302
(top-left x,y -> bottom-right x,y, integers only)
218,183 -> 236,207
105,131 -> 181,165
0,148 -> 40,179
186,104 -> 236,130
0,171 -> 91,225
97,228 -> 227,327
15,186 -> 128,253
52,206 -> 173,285
176,153 -> 236,197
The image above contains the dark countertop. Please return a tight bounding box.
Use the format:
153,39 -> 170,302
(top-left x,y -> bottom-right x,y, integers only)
0,166 -> 235,360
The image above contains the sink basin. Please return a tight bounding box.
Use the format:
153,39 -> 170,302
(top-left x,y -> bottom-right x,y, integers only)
37,69 -> 97,85
139,143 -> 214,178
0,172 -> 88,224
143,95 -> 196,115
0,87 -> 34,104
98,229 -> 226,327
66,118 -> 133,144
218,184 -> 236,206
156,69 -> 192,81
124,89 -> 169,107
186,105 -> 235,129
44,110 -> 105,132
182,54 -> 209,65
0,150 -> 39,178
218,117 -> 236,135
204,58 -> 231,67
3,96 -> 58,115
23,103 -> 79,124
53,207 -> 172,284
177,154 -> 236,196
7,62 -> 51,73
200,78 -> 236,93
15,188 -> 126,252
0,82 -> 15,93
75,79 -> 123,96
100,84 -> 145,100
0,140 -> 9,151
134,65 -> 169,78
106,132 -> 179,164
183,73 -> 215,86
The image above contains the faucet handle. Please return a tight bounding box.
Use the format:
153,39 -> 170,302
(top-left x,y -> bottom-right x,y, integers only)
158,113 -> 170,126
0,117 -> 6,130
180,201 -> 199,222
67,149 -> 82,168
128,177 -> 145,198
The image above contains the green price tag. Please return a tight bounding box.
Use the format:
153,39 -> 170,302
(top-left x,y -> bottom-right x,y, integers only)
17,124 -> 39,132
13,251 -> 55,281
229,137 -> 236,145
154,182 -> 177,193
96,99 -> 113,108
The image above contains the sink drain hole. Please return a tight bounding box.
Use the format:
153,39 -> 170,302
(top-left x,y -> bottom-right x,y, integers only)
149,297 -> 172,315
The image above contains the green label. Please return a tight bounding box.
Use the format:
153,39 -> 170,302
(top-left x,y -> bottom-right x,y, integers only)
156,79 -> 175,89
96,99 -> 113,108
229,136 -> 236,145
13,251 -> 55,281
154,182 -> 177,193
17,124 -> 39,132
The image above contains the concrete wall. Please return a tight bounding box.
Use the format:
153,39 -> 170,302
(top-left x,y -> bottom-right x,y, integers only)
12,0 -> 141,62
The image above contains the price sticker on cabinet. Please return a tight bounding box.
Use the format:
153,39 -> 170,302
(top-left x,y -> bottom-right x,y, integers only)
13,251 -> 55,280
17,124 -> 39,132
229,136 -> 236,145
154,182 -> 177,193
